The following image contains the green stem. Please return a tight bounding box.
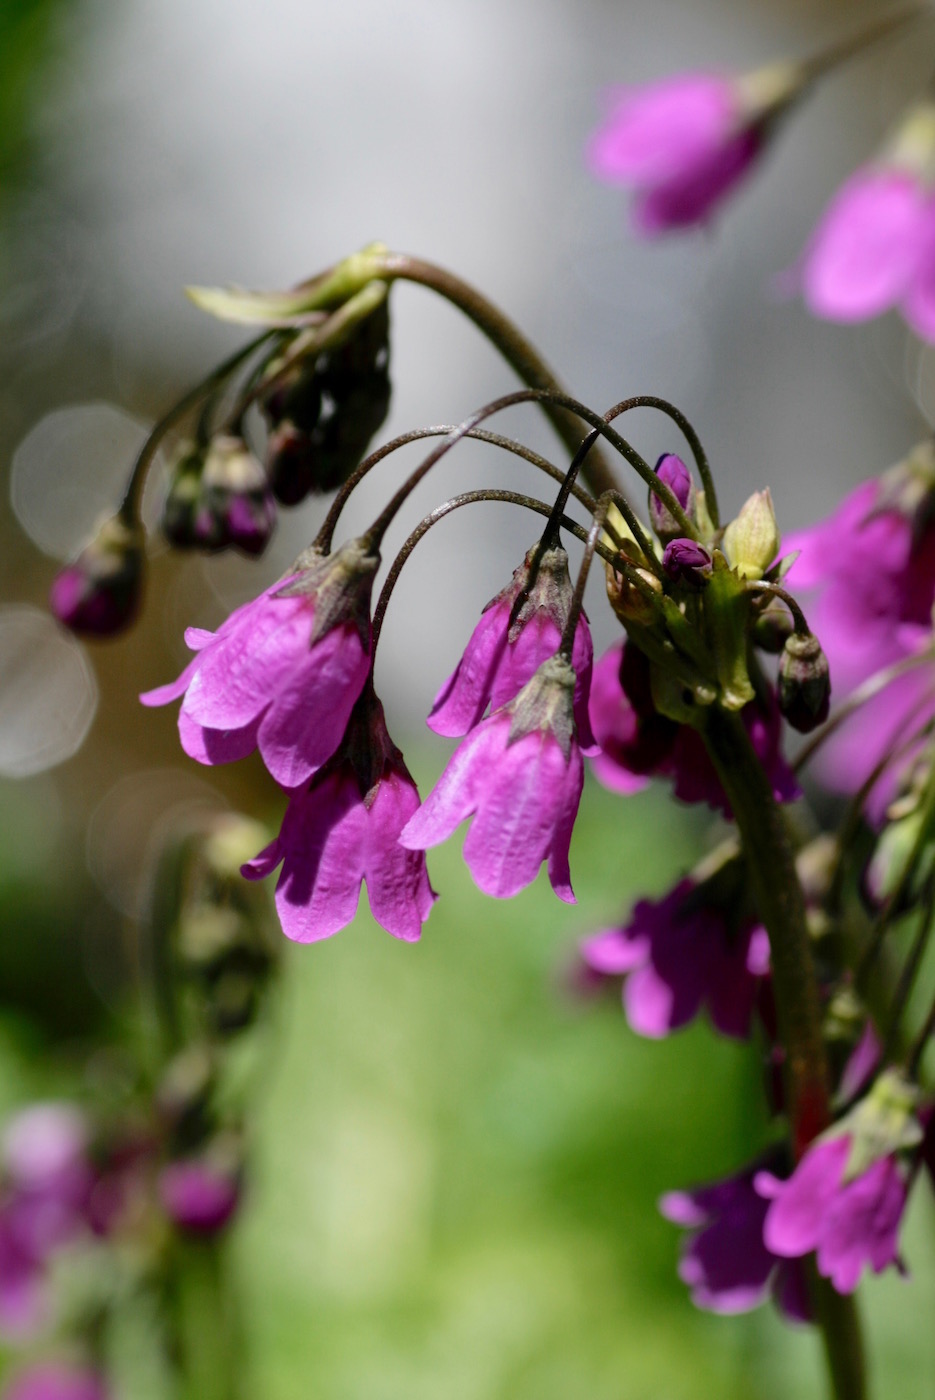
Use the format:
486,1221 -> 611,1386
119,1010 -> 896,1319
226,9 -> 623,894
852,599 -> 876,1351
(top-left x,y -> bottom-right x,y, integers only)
167,1237 -> 244,1400
370,251 -> 621,499
701,706 -> 866,1400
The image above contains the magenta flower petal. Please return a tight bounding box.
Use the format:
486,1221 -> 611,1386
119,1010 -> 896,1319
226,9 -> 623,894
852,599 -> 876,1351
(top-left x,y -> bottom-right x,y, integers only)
254,624 -> 370,788
406,656 -> 584,902
427,544 -> 594,745
243,693 -> 436,943
661,1156 -> 811,1321
140,539 -> 378,788
817,1156 -> 906,1293
579,925 -> 649,977
762,1136 -> 850,1257
588,76 -> 737,185
903,206 -> 935,341
802,169 -> 924,323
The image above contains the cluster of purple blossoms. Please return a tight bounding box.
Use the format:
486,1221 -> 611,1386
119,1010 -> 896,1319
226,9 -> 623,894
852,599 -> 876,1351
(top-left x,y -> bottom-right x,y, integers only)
142,530 -> 598,936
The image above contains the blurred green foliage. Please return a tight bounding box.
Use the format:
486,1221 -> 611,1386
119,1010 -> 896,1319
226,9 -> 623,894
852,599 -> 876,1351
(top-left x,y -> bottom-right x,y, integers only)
0,0 -> 71,189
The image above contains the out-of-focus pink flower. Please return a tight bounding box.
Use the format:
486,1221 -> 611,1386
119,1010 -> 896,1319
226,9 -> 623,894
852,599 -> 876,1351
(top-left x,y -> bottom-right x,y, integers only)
0,1105 -> 93,1339
758,1134 -> 908,1293
402,655 -> 584,902
660,1154 -> 811,1320
580,877 -> 770,1040
427,543 -> 595,749
158,1159 -> 240,1235
588,640 -> 799,813
800,106 -> 935,339
587,69 -> 793,234
140,538 -> 377,790
50,517 -> 143,638
243,690 -> 436,941
786,458 -> 935,814
3,1362 -> 109,1400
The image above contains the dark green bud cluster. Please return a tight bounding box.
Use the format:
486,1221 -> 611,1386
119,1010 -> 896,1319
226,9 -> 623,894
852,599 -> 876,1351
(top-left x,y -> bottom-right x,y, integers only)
264,299 -> 391,504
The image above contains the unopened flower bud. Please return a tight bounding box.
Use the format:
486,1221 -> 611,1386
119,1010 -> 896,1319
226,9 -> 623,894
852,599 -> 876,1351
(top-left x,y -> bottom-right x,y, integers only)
266,421 -> 318,505
662,537 -> 712,586
159,1146 -> 242,1235
161,443 -> 210,548
201,435 -> 276,556
50,515 -> 144,637
752,600 -> 794,653
722,488 -> 781,580
649,454 -> 695,542
262,358 -> 323,432
606,559 -> 663,624
779,631 -> 831,733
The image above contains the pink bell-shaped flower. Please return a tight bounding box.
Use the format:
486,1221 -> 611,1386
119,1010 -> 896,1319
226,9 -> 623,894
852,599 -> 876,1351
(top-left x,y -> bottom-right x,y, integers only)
403,653 -> 584,902
140,537 -> 378,790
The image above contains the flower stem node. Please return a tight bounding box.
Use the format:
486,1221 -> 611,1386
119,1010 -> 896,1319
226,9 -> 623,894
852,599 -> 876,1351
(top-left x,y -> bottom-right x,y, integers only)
779,631 -> 831,733
49,515 -> 144,638
722,488 -> 781,580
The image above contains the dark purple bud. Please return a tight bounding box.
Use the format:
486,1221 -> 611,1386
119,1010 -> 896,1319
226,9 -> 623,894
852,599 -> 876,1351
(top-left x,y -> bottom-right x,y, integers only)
50,516 -> 144,638
201,436 -> 276,556
161,444 -> 210,549
662,537 -> 712,586
266,421 -> 317,505
262,360 -> 322,432
779,632 -> 831,733
650,453 -> 695,542
158,1156 -> 241,1235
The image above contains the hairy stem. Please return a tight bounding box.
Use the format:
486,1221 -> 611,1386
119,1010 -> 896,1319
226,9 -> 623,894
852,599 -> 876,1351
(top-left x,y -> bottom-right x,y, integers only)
701,706 -> 866,1400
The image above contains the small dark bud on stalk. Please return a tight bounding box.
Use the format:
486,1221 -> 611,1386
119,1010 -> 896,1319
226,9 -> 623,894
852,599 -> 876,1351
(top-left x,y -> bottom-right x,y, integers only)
161,443 -> 210,549
50,515 -> 144,637
753,600 -> 794,653
201,435 -> 276,556
263,302 -> 392,504
779,630 -> 831,733
649,453 -> 695,542
662,537 -> 712,587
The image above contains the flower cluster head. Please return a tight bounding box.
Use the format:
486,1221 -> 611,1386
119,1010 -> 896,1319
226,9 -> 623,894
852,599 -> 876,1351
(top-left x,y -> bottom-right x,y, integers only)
660,1153 -> 811,1320
141,537 -> 378,790
404,654 -> 585,902
587,64 -> 800,234
580,848 -> 770,1039
757,1069 -> 925,1293
800,103 -> 935,340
